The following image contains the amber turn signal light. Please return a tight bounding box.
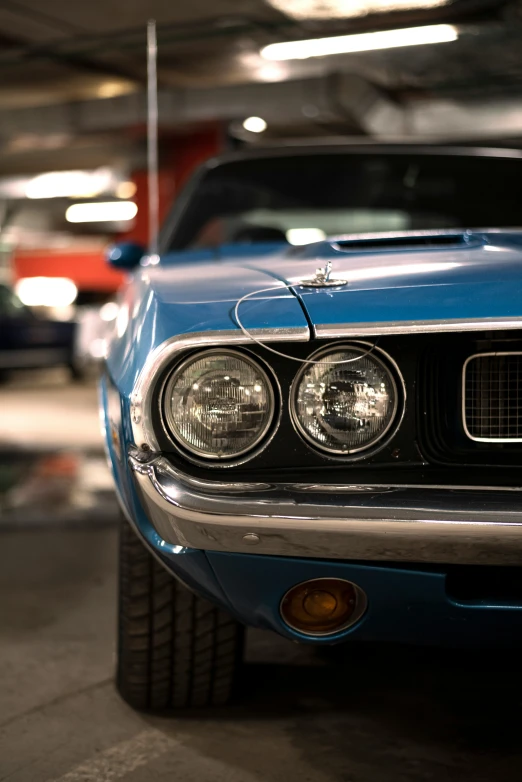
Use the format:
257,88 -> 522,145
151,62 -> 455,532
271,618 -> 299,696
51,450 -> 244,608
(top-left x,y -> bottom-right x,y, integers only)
280,578 -> 367,636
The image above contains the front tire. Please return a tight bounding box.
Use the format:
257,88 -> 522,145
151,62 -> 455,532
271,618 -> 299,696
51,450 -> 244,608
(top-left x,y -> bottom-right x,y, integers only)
117,515 -> 244,710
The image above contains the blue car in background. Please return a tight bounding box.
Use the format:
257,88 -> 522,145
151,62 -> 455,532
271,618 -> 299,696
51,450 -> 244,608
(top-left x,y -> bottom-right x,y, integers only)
0,283 -> 77,378
101,144 -> 522,711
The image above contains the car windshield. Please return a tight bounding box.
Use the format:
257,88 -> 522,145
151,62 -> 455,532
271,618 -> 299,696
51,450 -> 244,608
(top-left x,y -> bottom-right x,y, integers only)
166,151 -> 522,250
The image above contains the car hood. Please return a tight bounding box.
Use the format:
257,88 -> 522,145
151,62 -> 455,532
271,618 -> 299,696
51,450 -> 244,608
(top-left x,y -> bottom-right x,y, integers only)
156,231 -> 522,334
108,230 -> 522,392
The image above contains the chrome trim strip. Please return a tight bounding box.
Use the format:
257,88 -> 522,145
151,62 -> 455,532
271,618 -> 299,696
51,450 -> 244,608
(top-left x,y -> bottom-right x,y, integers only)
315,317 -> 522,338
130,451 -> 522,565
130,327 -> 309,450
294,482 -> 522,492
462,351 -> 522,443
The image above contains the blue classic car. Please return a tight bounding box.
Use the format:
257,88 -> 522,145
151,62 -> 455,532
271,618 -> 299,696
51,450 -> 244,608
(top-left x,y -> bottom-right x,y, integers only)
101,144 -> 522,710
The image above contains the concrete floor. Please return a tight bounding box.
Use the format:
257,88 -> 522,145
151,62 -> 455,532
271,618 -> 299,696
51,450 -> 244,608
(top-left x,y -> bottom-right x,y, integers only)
0,372 -> 118,526
1,372 -> 522,780
0,369 -> 103,451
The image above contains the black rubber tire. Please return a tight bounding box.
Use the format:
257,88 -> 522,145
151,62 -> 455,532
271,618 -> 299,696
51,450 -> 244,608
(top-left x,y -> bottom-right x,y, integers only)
117,515 -> 244,710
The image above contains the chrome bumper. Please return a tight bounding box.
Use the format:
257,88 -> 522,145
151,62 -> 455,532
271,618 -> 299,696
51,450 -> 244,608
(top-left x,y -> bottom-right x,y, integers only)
129,451 -> 522,565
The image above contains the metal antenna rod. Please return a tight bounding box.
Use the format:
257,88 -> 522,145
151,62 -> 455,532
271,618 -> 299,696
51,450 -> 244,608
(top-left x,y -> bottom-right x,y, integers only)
147,19 -> 159,260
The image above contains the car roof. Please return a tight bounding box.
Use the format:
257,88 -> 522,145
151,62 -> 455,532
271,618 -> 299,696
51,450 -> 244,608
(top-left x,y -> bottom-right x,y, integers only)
205,142 -> 522,171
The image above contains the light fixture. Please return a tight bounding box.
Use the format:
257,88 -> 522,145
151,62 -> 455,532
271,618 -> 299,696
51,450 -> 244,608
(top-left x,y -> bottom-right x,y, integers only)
26,168 -> 114,199
116,181 -> 137,199
15,277 -> 78,307
242,116 -> 268,133
286,228 -> 327,245
65,201 -> 138,223
96,80 -> 135,99
261,23 -> 458,61
257,64 -> 288,82
266,0 -> 451,19
237,53 -> 289,83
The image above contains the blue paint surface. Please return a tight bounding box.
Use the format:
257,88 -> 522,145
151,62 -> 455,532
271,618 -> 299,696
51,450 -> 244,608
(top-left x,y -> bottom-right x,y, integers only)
105,253 -> 309,401
207,551 -> 522,647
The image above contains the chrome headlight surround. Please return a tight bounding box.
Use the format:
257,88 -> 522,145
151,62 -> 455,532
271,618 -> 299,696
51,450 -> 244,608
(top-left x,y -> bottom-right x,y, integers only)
160,347 -> 280,465
129,329 -> 310,455
290,342 -> 404,459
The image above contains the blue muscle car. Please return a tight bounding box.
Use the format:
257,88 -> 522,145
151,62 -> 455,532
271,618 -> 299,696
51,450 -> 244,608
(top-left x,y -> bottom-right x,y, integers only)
101,144 -> 522,710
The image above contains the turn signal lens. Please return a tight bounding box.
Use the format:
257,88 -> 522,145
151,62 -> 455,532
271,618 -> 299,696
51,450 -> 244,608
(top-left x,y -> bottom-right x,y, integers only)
281,578 -> 367,636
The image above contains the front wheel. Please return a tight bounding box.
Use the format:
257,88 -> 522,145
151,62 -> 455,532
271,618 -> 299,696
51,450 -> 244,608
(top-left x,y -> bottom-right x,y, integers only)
117,515 -> 244,710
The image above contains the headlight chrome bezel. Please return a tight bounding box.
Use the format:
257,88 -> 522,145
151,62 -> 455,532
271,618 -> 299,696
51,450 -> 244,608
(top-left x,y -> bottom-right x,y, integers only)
289,342 -> 405,460
160,347 -> 280,466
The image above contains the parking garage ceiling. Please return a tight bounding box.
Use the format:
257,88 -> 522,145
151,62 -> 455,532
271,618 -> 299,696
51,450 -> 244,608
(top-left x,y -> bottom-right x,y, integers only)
0,0 -> 521,172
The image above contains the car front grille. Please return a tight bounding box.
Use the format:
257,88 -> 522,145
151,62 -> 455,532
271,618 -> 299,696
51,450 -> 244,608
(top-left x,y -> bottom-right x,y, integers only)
463,352 -> 522,442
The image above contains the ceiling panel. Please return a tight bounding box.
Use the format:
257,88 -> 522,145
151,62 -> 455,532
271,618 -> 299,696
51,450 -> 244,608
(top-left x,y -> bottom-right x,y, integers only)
0,0 -> 520,158
0,0 -> 284,38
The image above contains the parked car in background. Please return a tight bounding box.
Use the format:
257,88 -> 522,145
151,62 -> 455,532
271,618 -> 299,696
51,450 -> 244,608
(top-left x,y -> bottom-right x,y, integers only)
0,282 -> 79,379
100,144 -> 522,712
74,300 -> 119,372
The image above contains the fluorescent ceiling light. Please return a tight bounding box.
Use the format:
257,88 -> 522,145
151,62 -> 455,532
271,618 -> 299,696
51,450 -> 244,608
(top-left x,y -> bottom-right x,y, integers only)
242,116 -> 268,133
286,228 -> 327,245
65,201 -> 138,223
96,80 -> 134,99
237,53 -> 290,83
26,168 -> 114,199
262,24 -> 457,60
266,0 -> 450,19
16,277 -> 78,307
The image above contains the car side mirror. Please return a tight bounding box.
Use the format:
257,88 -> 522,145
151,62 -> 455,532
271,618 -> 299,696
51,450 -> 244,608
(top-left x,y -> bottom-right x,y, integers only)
106,241 -> 145,270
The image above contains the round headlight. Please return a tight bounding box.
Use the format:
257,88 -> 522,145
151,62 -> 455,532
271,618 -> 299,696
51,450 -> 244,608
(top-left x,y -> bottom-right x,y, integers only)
163,349 -> 275,460
291,345 -> 399,456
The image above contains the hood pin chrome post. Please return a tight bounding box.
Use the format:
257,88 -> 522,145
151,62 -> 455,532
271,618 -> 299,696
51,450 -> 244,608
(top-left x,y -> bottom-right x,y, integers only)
298,260 -> 348,288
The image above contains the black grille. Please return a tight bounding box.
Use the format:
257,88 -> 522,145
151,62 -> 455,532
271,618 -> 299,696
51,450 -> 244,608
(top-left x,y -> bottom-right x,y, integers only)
464,353 -> 522,441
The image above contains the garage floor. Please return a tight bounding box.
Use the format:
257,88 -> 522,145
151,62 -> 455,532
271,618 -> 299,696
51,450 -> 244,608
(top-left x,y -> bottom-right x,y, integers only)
1,375 -> 522,781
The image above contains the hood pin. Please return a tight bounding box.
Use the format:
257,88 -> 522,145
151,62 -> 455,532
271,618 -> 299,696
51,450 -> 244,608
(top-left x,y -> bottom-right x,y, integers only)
298,261 -> 348,288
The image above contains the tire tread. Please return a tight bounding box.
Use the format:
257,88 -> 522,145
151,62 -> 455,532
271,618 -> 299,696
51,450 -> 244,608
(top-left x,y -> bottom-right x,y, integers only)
117,516 -> 243,710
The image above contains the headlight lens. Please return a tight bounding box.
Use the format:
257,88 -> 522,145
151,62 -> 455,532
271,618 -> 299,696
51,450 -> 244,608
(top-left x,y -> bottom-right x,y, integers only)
292,345 -> 398,455
164,350 -> 275,460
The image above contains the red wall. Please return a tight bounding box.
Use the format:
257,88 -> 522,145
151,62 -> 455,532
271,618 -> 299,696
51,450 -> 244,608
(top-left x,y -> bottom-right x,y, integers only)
14,248 -> 125,291
122,126 -> 222,246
